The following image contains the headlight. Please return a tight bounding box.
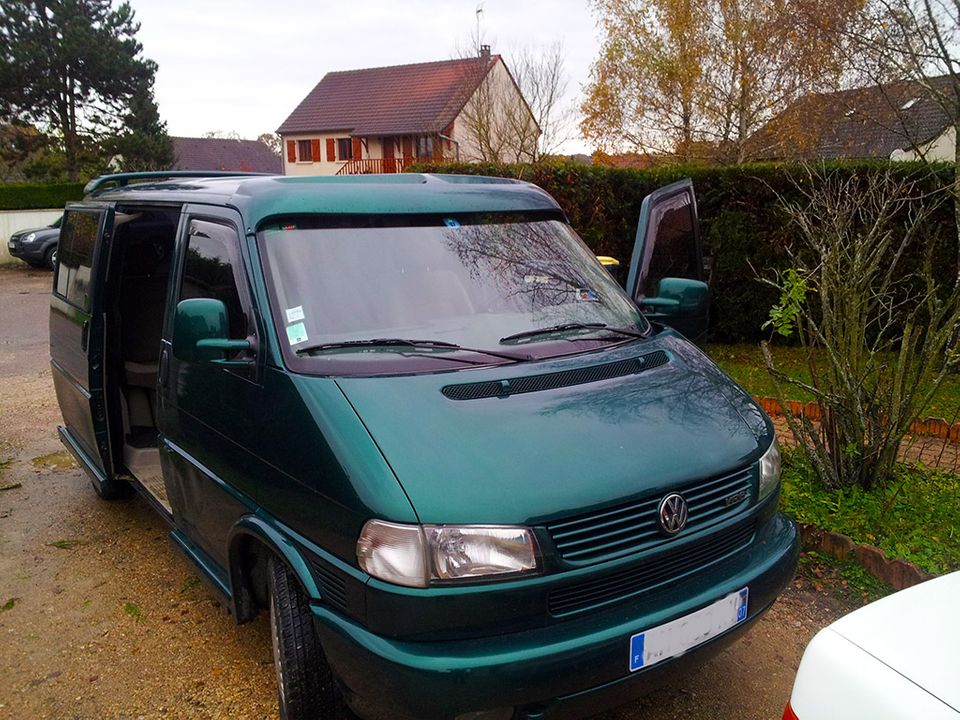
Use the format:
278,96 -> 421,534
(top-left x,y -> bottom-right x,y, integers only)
23,232 -> 37,243
759,438 -> 782,500
357,519 -> 539,587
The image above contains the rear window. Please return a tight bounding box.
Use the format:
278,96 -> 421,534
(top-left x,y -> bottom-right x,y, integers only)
55,209 -> 102,309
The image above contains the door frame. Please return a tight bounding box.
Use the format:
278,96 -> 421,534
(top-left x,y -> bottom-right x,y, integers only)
624,179 -> 704,303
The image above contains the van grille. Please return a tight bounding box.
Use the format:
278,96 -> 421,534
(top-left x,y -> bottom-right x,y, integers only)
441,351 -> 669,401
548,520 -> 756,616
546,465 -> 754,564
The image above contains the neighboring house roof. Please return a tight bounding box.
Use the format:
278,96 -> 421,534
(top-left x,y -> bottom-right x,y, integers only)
172,136 -> 282,174
276,56 -> 499,136
748,76 -> 956,161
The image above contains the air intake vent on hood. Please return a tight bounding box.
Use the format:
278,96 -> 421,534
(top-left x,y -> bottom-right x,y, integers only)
441,350 -> 669,400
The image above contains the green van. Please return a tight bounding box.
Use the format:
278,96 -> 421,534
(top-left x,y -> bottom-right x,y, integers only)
50,171 -> 797,720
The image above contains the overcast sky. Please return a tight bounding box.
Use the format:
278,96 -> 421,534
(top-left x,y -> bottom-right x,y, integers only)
127,0 -> 600,154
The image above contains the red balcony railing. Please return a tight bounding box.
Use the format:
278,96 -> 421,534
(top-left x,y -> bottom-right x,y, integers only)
336,157 -> 411,175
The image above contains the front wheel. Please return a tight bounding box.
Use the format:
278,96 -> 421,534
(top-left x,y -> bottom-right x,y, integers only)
268,557 -> 349,720
45,245 -> 57,270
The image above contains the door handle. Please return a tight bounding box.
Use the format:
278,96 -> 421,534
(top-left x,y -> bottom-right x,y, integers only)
158,348 -> 170,390
80,320 -> 90,352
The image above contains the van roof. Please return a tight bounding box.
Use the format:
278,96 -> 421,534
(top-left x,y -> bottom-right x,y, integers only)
84,173 -> 563,231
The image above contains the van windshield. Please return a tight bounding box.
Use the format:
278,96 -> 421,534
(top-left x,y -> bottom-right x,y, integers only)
259,213 -> 648,374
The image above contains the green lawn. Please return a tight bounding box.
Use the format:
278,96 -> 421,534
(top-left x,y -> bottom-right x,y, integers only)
780,450 -> 960,575
707,343 -> 960,420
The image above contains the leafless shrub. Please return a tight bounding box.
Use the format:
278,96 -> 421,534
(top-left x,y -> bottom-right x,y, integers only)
762,166 -> 960,489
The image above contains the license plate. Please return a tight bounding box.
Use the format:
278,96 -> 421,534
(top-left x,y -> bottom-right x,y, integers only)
629,587 -> 748,672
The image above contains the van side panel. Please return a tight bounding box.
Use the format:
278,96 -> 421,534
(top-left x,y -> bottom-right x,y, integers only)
50,297 -> 99,463
49,205 -> 114,478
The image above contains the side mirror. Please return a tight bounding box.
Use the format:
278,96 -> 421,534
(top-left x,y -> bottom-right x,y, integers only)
639,277 -> 710,342
640,277 -> 709,317
173,298 -> 251,363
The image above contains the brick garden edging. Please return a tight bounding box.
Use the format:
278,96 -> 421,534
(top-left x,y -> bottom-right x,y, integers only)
797,523 -> 933,591
756,396 -> 941,588
754,396 -> 960,441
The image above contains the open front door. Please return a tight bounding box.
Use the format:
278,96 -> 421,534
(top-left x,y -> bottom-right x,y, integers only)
50,202 -> 121,496
625,179 -> 710,342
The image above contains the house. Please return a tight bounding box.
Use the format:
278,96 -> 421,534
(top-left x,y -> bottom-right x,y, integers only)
172,136 -> 282,174
276,47 -> 538,176
748,76 -> 956,162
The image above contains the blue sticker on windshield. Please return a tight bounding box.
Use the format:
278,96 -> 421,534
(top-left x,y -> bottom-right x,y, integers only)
443,218 -> 461,228
577,288 -> 600,302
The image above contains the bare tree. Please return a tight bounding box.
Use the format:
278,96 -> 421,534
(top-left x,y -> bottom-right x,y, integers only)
202,129 -> 243,140
509,43 -> 577,159
762,167 -> 959,489
257,132 -> 281,155
455,40 -> 572,162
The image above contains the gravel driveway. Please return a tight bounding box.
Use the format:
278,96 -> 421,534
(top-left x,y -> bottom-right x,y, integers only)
0,264 -> 843,720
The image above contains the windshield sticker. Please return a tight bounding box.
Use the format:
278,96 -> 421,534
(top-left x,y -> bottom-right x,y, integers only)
285,305 -> 305,323
524,274 -> 557,285
443,218 -> 461,228
286,322 -> 308,345
577,288 -> 600,302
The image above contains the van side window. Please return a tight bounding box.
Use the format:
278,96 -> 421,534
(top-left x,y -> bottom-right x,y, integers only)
642,192 -> 699,297
55,210 -> 101,309
179,220 -> 248,340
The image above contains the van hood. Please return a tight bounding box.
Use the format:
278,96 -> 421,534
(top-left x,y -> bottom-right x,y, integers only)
334,332 -> 772,525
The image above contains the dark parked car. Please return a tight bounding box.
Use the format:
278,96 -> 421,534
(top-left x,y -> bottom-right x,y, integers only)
8,215 -> 61,269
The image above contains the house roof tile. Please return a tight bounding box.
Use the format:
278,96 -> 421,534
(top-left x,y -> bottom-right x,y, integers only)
748,76 -> 956,160
276,56 -> 497,137
172,136 -> 282,174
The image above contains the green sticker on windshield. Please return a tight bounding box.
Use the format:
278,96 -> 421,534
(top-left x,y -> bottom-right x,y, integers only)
286,322 -> 308,345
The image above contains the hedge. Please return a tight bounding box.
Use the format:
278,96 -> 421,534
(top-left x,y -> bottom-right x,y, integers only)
407,160 -> 956,342
0,182 -> 85,211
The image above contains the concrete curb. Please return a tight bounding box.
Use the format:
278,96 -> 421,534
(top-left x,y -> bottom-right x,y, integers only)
754,395 -> 960,441
797,522 -> 933,591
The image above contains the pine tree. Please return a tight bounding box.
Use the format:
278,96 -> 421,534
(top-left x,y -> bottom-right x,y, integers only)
0,0 -> 157,179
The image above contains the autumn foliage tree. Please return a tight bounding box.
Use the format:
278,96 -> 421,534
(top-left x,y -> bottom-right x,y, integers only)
582,0 -> 865,162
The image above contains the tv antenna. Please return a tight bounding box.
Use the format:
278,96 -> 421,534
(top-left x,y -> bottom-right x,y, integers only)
475,4 -> 483,54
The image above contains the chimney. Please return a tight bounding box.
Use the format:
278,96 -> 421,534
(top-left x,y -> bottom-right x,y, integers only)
480,44 -> 491,59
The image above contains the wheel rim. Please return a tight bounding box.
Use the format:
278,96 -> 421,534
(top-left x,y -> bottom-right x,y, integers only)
270,590 -> 287,711
50,249 -> 57,268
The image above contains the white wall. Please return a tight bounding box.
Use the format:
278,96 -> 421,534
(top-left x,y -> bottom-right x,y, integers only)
890,127 -> 955,162
0,209 -> 62,265
454,58 -> 539,163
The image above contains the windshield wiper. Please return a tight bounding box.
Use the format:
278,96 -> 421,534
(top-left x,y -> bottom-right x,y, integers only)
296,338 -> 532,362
500,322 -> 648,344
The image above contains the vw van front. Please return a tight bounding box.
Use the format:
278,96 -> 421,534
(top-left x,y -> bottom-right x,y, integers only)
252,176 -> 798,720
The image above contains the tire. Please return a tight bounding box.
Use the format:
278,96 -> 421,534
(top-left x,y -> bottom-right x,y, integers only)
45,245 -> 57,270
268,557 -> 349,720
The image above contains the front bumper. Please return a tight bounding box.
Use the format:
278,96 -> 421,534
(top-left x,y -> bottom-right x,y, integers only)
7,237 -> 45,263
312,513 -> 799,720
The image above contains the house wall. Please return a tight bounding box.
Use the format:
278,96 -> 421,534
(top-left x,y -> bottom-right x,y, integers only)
453,58 -> 538,163
890,127 -> 956,162
280,132 -> 450,175
281,131 -> 358,176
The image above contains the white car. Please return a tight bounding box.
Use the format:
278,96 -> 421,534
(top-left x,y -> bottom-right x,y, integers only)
784,571 -> 959,719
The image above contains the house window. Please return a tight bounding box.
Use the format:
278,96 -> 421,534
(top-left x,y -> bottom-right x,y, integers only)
416,136 -> 434,159
337,138 -> 353,160
297,139 -> 312,161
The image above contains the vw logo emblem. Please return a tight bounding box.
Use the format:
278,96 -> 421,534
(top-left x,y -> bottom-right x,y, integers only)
658,493 -> 689,535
